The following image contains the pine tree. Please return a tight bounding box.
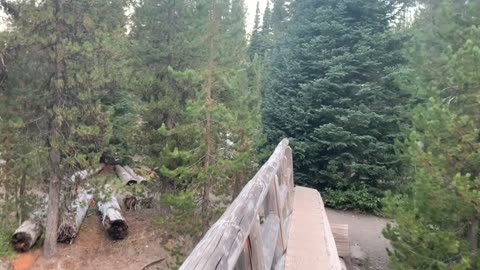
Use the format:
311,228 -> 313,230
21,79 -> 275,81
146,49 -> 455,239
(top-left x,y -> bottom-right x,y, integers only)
262,0 -> 409,211
384,1 -> 480,268
248,1 -> 262,59
270,0 -> 287,42
130,0 -> 260,219
0,0 -> 128,256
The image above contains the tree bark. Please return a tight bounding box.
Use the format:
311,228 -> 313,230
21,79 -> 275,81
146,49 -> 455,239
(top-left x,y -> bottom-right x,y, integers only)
202,0 -> 216,215
57,187 -> 93,243
11,205 -> 47,252
115,165 -> 138,185
123,165 -> 146,183
57,166 -> 104,243
98,194 -> 128,240
44,0 -> 65,258
11,219 -> 43,252
469,216 -> 479,263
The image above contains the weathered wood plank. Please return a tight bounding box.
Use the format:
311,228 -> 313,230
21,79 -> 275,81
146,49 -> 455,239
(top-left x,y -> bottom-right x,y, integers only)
235,241 -> 252,270
261,214 -> 280,269
331,223 -> 349,258
272,176 -> 286,251
249,219 -> 266,270
285,187 -> 342,270
180,139 -> 289,270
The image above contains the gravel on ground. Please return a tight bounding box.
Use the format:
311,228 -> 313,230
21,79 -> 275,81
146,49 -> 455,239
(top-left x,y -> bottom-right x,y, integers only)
326,208 -> 392,270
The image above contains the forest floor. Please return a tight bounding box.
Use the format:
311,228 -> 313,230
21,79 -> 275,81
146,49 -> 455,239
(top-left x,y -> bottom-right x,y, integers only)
325,208 -> 392,270
5,209 -> 192,270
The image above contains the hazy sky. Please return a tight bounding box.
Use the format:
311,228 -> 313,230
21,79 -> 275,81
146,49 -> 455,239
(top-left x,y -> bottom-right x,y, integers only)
245,0 -> 268,33
0,1 -> 266,33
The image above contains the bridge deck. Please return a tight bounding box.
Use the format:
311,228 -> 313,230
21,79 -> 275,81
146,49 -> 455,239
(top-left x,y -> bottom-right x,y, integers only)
285,186 -> 341,270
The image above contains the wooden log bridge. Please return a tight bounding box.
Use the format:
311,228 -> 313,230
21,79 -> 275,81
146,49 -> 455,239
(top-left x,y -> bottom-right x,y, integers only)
180,139 -> 343,270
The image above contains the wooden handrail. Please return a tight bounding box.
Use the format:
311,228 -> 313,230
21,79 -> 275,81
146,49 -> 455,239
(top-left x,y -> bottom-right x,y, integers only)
180,139 -> 295,270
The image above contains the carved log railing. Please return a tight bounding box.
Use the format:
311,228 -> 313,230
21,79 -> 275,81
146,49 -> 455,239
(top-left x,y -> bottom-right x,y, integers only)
180,139 -> 294,270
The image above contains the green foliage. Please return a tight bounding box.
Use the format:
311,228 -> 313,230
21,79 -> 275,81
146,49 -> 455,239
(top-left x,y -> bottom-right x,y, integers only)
324,186 -> 381,213
131,0 -> 262,207
0,224 -> 15,258
154,192 -> 202,237
384,1 -> 480,269
262,0 -> 410,209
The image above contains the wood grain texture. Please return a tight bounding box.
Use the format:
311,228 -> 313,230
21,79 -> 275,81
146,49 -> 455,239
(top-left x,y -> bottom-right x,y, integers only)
331,223 -> 349,258
180,139 -> 290,270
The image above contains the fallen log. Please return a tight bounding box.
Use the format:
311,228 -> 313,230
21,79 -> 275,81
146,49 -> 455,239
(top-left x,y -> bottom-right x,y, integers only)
124,195 -> 153,211
10,203 -> 47,253
98,193 -> 128,240
57,187 -> 94,243
68,164 -> 105,184
10,166 -> 103,251
57,165 -> 105,243
123,165 -> 146,184
115,165 -> 138,185
10,219 -> 43,252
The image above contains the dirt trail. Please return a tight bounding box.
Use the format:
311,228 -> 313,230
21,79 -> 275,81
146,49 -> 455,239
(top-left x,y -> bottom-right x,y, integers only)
326,208 -> 391,270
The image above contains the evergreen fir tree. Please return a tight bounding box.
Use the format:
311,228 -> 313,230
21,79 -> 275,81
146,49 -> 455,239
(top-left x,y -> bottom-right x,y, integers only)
248,1 -> 262,59
262,0 -> 409,211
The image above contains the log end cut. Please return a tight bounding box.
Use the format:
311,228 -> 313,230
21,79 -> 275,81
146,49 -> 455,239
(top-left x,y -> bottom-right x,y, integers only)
57,225 -> 77,244
107,220 -> 128,240
11,232 -> 37,252
11,219 -> 43,252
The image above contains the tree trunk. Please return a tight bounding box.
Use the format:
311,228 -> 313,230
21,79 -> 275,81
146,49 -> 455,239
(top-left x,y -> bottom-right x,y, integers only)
232,175 -> 242,201
11,219 -> 43,252
98,194 -> 128,240
44,159 -> 61,258
44,0 -> 66,258
202,0 -> 216,215
57,187 -> 93,243
469,216 -> 479,264
16,174 -> 26,224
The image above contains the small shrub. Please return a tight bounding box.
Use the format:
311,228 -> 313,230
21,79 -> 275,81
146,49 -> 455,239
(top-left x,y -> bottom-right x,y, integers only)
154,191 -> 202,237
323,186 -> 382,213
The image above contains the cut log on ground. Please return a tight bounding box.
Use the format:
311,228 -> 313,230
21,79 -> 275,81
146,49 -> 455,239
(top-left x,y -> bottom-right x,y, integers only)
115,165 -> 138,185
124,195 -> 153,211
11,219 -> 43,252
68,164 -> 105,184
123,165 -> 146,184
98,194 -> 128,240
57,187 -> 94,243
57,165 -> 104,243
10,198 -> 48,252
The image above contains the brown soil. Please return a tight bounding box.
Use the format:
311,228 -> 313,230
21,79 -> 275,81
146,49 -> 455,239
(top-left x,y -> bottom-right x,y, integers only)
326,208 -> 392,270
10,209 -> 192,270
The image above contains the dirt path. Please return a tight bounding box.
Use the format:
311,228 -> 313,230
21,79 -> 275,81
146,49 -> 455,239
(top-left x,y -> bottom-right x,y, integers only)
326,208 -> 391,270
